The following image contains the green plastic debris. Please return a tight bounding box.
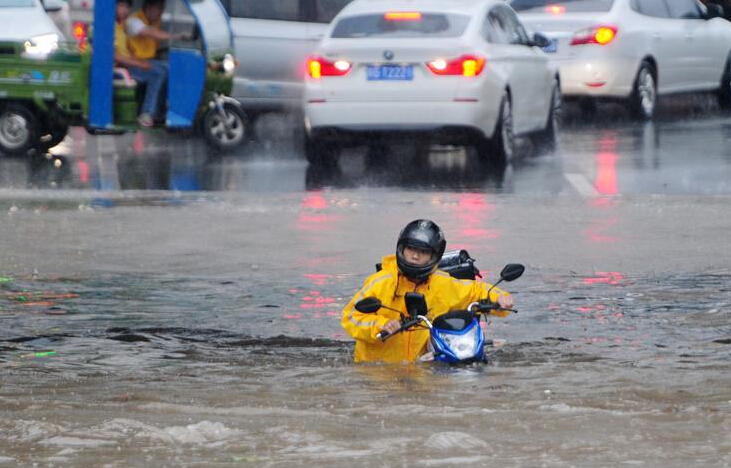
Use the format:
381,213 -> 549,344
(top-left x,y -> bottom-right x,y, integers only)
20,351 -> 57,359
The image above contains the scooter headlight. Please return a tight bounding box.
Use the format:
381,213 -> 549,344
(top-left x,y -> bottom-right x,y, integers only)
23,33 -> 59,60
439,327 -> 479,360
222,54 -> 236,74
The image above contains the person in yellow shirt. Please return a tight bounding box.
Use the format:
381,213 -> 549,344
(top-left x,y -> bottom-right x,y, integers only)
341,219 -> 514,363
114,0 -> 167,126
125,0 -> 185,60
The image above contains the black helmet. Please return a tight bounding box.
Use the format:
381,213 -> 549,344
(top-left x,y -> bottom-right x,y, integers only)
396,219 -> 446,282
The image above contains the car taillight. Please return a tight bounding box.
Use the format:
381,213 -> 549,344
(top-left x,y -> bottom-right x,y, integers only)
570,25 -> 617,46
72,21 -> 88,50
384,11 -> 422,21
307,56 -> 352,78
427,55 -> 485,77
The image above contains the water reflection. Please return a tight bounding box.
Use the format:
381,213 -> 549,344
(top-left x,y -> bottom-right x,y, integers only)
18,141 -> 514,193
633,121 -> 661,170
27,153 -> 71,189
4,104 -> 731,195
305,145 -> 508,191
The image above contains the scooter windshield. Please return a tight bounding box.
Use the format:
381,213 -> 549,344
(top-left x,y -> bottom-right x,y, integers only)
432,310 -> 474,331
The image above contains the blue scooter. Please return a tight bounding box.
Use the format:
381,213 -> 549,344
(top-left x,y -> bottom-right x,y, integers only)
354,263 -> 525,364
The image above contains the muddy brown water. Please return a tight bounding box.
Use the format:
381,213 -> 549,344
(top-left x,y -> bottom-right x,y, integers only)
1,188 -> 730,467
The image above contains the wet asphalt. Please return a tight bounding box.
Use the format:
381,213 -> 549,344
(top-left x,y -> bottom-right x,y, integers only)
1,95 -> 730,196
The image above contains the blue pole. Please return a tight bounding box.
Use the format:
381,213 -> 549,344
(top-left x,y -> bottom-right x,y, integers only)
88,0 -> 115,128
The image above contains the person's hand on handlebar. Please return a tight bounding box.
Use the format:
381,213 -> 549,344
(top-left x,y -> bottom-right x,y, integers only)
496,293 -> 514,310
380,319 -> 402,336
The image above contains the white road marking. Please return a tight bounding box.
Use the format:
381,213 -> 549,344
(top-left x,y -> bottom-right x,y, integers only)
564,173 -> 598,198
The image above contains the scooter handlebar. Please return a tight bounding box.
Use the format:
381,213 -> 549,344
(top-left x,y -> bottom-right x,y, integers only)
474,299 -> 518,314
378,318 -> 423,341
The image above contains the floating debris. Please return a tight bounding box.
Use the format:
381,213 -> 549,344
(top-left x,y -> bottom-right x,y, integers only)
20,351 -> 58,359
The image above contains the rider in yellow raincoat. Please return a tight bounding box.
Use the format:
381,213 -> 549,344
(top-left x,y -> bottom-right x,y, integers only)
341,219 -> 514,363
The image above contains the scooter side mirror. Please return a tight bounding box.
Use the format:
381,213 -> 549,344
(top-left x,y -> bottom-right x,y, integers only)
500,263 -> 525,282
354,297 -> 382,313
405,292 -> 428,318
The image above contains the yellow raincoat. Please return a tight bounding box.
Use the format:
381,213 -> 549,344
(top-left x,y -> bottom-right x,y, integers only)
342,254 -> 510,363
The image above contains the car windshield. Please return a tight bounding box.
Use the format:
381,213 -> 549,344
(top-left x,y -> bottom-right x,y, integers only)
331,12 -> 470,38
511,0 -> 614,12
0,0 -> 34,6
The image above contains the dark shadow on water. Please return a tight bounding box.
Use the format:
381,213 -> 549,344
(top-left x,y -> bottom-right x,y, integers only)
0,325 -> 604,370
561,93 -> 728,129
305,144 -> 509,192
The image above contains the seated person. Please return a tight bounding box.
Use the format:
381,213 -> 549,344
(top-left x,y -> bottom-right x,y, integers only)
114,0 -> 166,127
126,0 -> 186,61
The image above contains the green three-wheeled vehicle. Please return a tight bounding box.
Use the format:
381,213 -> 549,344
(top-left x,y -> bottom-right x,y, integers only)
0,0 -> 247,156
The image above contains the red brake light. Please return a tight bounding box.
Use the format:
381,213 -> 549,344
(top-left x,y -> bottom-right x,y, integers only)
427,55 -> 485,77
384,11 -> 422,21
544,4 -> 566,14
307,56 -> 352,78
570,25 -> 617,46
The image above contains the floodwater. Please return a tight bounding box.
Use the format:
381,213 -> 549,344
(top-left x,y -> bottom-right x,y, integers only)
1,103 -> 731,467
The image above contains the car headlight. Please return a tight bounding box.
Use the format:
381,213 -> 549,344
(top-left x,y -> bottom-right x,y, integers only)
222,54 -> 236,74
439,327 -> 479,360
23,33 -> 59,59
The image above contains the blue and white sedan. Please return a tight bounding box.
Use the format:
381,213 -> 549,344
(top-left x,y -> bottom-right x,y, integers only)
303,0 -> 560,166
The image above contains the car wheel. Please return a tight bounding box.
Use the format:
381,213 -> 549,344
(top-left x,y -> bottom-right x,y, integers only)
0,102 -> 40,156
718,57 -> 731,111
629,61 -> 656,120
202,102 -> 249,152
479,94 -> 514,167
530,78 -> 561,156
304,135 -> 339,167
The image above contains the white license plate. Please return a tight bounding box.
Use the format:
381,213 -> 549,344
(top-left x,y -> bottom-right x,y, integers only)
542,39 -> 558,54
367,65 -> 413,81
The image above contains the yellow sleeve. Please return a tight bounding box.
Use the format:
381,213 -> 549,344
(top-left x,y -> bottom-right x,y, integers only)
467,280 -> 511,318
341,272 -> 394,343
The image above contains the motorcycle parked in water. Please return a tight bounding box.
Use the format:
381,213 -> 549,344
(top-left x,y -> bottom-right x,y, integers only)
354,263 -> 525,364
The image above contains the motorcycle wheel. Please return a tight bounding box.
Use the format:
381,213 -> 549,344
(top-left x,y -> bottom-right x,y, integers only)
202,102 -> 248,152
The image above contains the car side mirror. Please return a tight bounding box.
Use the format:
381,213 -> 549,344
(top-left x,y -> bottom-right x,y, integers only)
704,3 -> 724,19
500,263 -> 525,282
530,32 -> 552,48
41,0 -> 64,12
354,297 -> 382,313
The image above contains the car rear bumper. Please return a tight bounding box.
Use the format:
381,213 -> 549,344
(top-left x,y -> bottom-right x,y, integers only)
556,56 -> 636,98
304,100 -> 498,143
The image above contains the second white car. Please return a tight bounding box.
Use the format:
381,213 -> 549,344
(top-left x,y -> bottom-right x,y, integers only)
303,0 -> 560,166
513,0 -> 731,119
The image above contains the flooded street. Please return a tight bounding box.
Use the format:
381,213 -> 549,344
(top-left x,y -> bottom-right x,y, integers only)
1,101 -> 731,467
